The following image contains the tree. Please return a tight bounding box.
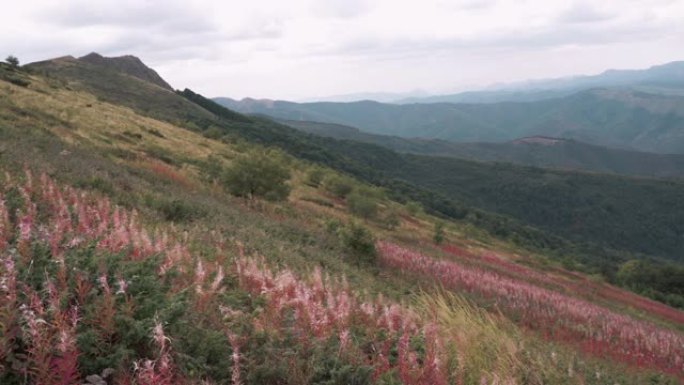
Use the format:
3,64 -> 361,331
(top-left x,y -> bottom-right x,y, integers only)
222,150 -> 291,201
433,221 -> 445,245
406,201 -> 423,216
339,221 -> 376,265
323,175 -> 354,198
5,55 -> 19,68
305,167 -> 325,187
346,192 -> 378,220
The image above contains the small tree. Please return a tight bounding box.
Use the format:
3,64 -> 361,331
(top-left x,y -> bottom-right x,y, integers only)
406,201 -> 423,216
433,221 -> 445,245
346,192 -> 378,220
339,221 -> 376,265
5,55 -> 19,68
222,150 -> 291,201
305,167 -> 325,187
323,175 -> 354,198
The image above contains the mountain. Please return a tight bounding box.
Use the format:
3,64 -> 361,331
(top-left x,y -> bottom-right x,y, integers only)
298,90 -> 428,103
400,60 -> 684,104
279,119 -> 684,178
217,89 -> 684,154
76,52 -> 173,90
2,54 -> 683,383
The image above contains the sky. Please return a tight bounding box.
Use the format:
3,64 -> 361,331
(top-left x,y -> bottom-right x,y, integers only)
3,0 -> 684,100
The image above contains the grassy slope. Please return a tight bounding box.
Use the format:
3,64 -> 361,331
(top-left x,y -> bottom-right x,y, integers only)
1,68 -> 683,383
25,58 -> 684,299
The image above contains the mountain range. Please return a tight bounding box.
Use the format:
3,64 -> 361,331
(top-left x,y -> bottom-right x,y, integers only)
278,119 -> 684,178
398,60 -> 684,104
217,88 -> 684,154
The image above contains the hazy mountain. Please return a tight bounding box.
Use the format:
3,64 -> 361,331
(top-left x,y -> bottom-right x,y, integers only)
399,60 -> 684,104
217,89 -> 684,154
279,119 -> 684,178
298,90 -> 429,103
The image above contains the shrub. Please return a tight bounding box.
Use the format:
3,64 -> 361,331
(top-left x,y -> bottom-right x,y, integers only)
149,197 -> 206,222
200,155 -> 224,184
300,196 -> 334,207
5,55 -> 19,69
406,201 -> 423,216
305,168 -> 326,187
382,209 -> 401,230
346,192 -> 378,220
433,221 -> 445,245
323,175 -> 354,198
222,150 -> 291,201
202,126 -> 224,140
338,221 -> 376,265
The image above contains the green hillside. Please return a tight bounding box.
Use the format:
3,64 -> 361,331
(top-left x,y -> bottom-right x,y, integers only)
25,55 -> 684,294
0,56 -> 682,384
279,119 -> 684,178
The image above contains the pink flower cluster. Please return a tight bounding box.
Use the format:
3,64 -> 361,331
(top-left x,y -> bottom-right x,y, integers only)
234,255 -> 448,384
441,244 -> 684,325
0,171 -> 193,274
0,171 -> 197,383
379,241 -> 684,376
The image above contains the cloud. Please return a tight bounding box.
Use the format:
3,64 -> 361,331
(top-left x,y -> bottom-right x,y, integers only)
40,0 -> 216,33
2,0 -> 683,99
557,3 -> 615,24
310,0 -> 373,19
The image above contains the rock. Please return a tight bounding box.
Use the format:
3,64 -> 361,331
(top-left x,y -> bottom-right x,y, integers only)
85,374 -> 106,385
101,368 -> 115,379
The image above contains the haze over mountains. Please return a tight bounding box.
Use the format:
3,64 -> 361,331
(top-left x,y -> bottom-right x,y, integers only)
216,61 -> 684,156
278,119 -> 684,178
398,60 -> 684,104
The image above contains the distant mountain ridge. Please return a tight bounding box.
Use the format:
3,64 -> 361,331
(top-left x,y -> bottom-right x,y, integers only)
278,119 -> 684,178
399,60 -> 684,104
217,88 -> 684,154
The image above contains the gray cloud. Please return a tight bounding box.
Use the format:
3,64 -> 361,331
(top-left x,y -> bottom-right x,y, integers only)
40,1 -> 215,32
3,0 -> 683,100
312,19 -> 671,61
311,0 -> 373,19
557,3 -> 615,24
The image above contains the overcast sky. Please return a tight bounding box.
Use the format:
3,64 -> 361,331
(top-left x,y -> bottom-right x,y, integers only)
3,0 -> 684,100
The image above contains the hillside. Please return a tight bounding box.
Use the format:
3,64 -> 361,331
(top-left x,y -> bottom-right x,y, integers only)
280,119 -> 684,178
218,89 -> 684,154
24,55 -> 684,282
0,56 -> 683,383
399,60 -> 684,104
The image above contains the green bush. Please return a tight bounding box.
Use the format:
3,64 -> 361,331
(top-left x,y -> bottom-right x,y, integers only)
406,201 -> 423,216
433,221 -> 445,245
338,221 -> 376,265
306,167 -> 326,187
323,175 -> 354,198
148,197 -> 206,222
382,209 -> 401,230
346,192 -> 378,219
222,150 -> 291,201
200,154 -> 224,183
